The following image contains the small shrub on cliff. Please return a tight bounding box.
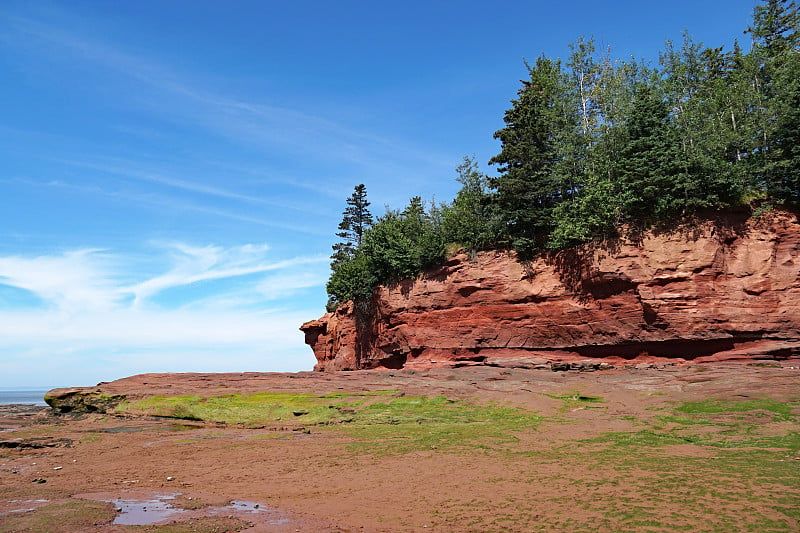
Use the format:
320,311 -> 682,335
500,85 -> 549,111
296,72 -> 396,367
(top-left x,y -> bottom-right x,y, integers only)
326,252 -> 375,312
327,195 -> 446,310
440,156 -> 506,253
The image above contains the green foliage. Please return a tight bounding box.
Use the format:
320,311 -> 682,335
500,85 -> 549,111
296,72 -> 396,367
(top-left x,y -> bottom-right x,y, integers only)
746,0 -> 800,201
327,191 -> 446,310
326,251 -> 375,311
331,183 -> 373,267
359,197 -> 444,286
327,184 -> 375,310
486,1 -> 799,251
615,82 -> 681,222
771,51 -> 800,203
547,173 -> 620,248
489,55 -> 574,255
441,156 -> 505,251
325,1 -> 800,311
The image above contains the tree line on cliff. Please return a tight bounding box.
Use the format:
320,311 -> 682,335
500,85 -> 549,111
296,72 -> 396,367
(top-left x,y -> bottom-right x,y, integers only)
326,0 -> 799,311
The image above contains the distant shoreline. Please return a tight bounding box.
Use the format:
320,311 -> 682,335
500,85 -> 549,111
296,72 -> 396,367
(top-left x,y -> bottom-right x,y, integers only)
0,390 -> 49,406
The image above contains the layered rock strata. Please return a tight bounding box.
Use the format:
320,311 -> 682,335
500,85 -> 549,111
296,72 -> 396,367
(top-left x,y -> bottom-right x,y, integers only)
301,211 -> 800,371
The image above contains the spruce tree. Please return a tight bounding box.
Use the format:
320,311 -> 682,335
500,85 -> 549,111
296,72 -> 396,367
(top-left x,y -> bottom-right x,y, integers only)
746,0 -> 799,196
773,53 -> 800,203
615,82 -> 680,222
489,56 -> 573,254
330,184 -> 373,267
326,184 -> 374,311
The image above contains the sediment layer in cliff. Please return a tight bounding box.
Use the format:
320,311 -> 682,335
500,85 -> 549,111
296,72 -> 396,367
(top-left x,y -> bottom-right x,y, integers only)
301,210 -> 800,371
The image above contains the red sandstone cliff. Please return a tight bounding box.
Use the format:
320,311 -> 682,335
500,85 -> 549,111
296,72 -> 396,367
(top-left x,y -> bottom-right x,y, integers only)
301,211 -> 800,371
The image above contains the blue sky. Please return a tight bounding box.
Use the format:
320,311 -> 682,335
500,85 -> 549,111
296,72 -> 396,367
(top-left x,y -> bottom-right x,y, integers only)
0,0 -> 758,387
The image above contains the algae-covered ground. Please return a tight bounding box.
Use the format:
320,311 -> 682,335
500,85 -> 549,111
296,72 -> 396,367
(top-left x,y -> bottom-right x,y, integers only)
1,364 -> 798,532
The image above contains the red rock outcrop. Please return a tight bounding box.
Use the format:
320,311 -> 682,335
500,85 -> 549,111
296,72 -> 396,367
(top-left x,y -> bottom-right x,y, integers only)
301,210 -> 800,371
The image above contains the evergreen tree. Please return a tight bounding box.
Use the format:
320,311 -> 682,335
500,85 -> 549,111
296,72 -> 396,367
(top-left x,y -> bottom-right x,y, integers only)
327,184 -> 374,311
772,52 -> 800,203
615,82 -> 680,222
746,0 -> 799,196
489,56 -> 573,254
748,0 -> 799,54
331,184 -> 373,267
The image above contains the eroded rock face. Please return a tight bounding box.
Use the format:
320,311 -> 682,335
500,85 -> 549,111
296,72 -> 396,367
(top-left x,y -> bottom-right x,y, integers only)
301,211 -> 800,371
44,388 -> 126,414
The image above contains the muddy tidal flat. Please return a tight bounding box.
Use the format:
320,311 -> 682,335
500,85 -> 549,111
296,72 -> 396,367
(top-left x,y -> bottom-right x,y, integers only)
1,363 -> 799,532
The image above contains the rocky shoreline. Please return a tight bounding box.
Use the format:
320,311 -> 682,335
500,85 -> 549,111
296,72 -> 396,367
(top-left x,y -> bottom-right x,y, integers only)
39,360 -> 798,415
2,363 -> 799,531
304,211 -> 800,371
0,404 -> 50,430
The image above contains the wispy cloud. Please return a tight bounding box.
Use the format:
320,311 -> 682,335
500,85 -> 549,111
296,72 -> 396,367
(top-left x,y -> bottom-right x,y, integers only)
0,242 -> 328,384
0,243 -> 327,311
56,158 -> 316,214
2,9 -> 454,183
0,249 -> 122,312
127,242 -> 327,306
1,176 -> 329,235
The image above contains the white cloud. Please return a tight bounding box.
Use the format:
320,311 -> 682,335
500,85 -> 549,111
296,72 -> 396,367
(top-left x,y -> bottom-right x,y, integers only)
56,158 -> 316,214
127,242 -> 327,306
255,270 -> 329,300
0,307 -> 309,348
0,249 -> 122,312
0,243 -> 328,311
0,243 -> 328,386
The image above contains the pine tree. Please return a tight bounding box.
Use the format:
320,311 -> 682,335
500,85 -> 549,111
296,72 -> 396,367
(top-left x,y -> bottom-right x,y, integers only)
773,52 -> 800,203
489,56 -> 573,254
615,82 -> 680,222
331,184 -> 373,266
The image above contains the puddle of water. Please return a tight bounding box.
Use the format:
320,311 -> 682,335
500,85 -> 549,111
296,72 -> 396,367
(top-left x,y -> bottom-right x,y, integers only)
223,500 -> 290,524
110,493 -> 186,525
103,493 -> 289,527
229,500 -> 265,513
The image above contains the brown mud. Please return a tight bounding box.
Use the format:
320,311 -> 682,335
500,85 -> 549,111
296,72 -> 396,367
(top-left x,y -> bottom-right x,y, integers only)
2,363 -> 799,532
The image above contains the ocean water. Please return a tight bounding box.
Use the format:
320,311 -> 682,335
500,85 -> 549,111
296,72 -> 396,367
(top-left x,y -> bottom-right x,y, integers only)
0,389 -> 49,405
